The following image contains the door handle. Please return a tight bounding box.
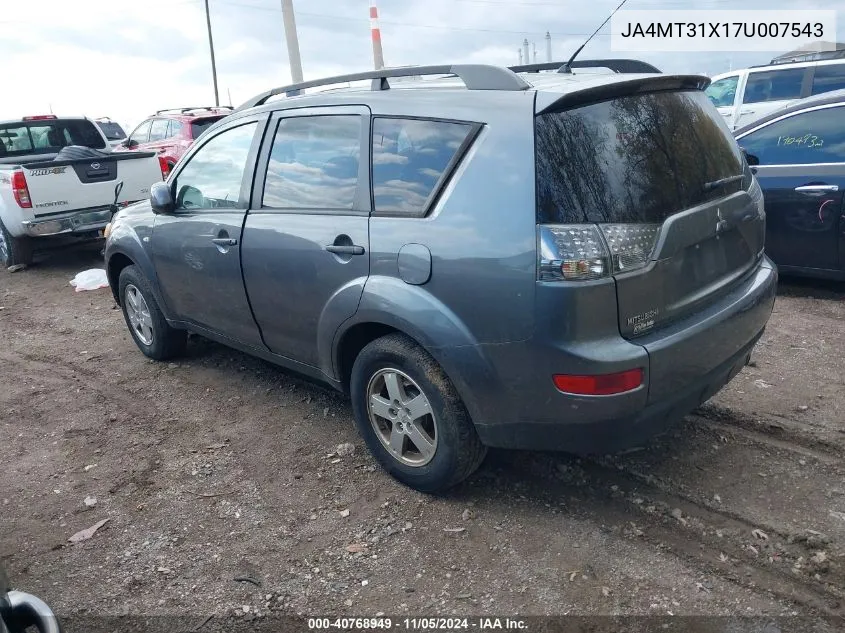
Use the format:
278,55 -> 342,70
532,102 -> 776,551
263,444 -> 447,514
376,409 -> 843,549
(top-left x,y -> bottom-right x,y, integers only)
212,237 -> 238,246
325,244 -> 365,256
795,184 -> 839,196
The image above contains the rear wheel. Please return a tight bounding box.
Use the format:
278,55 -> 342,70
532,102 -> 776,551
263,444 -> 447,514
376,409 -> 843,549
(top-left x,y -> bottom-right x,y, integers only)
350,334 -> 487,493
0,219 -> 33,268
118,265 -> 186,360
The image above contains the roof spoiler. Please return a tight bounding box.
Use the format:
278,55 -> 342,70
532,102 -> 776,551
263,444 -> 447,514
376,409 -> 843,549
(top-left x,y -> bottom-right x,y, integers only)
509,59 -> 661,74
535,74 -> 711,114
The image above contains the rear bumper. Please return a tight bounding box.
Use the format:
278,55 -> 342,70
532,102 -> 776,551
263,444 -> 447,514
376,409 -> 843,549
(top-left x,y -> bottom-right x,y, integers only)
22,207 -> 113,237
474,257 -> 777,453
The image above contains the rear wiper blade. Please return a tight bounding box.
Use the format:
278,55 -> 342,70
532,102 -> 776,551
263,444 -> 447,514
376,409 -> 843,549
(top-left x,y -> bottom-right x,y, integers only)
703,174 -> 744,192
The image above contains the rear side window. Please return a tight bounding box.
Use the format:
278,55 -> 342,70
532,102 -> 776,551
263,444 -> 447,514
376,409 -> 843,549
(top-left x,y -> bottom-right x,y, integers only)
536,90 -> 744,224
148,119 -> 169,142
811,64 -> 845,95
263,115 -> 361,210
169,120 -> 185,138
743,68 -> 805,104
97,121 -> 125,140
705,76 -> 739,108
0,120 -> 105,156
371,118 -> 474,217
738,106 -> 845,165
191,116 -> 225,139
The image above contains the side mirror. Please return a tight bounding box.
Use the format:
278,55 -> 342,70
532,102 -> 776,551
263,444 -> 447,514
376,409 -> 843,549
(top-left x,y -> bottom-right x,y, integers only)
740,147 -> 760,166
150,181 -> 175,214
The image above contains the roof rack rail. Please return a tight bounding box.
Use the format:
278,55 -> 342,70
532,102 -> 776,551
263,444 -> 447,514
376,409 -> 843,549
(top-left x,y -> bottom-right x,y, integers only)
236,64 -> 531,111
154,106 -> 234,115
509,59 -> 661,74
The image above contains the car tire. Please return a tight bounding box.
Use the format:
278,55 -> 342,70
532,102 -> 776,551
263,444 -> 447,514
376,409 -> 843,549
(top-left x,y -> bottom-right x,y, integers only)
350,333 -> 487,493
118,264 -> 186,360
0,219 -> 34,268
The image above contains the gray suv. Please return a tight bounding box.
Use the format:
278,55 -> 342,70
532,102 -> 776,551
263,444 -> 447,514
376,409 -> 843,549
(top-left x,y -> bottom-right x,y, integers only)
104,61 -> 777,492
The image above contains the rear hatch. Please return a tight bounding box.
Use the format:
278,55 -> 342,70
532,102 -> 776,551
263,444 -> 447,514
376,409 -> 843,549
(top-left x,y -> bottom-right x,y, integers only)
535,82 -> 767,397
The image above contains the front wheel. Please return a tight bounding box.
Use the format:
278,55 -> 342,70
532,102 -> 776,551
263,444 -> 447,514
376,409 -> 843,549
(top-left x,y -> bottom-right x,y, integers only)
118,265 -> 186,360
350,333 -> 487,493
0,219 -> 33,268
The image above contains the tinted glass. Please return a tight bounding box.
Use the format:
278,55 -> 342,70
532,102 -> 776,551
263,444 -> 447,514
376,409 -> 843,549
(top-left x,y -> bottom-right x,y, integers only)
131,120 -> 151,144
743,68 -> 805,104
739,106 -> 845,165
263,115 -> 361,210
148,119 -> 169,142
174,122 -> 256,210
705,76 -> 739,108
371,118 -> 472,217
0,120 -> 105,156
811,64 -> 845,95
536,90 -> 744,224
191,116 -> 225,139
97,121 -> 125,140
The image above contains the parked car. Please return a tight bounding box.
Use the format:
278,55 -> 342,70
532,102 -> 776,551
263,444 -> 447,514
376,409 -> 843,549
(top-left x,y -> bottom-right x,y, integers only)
0,115 -> 168,268
706,57 -> 845,130
735,89 -> 845,281
114,107 -> 233,176
104,62 -> 777,492
94,117 -> 127,148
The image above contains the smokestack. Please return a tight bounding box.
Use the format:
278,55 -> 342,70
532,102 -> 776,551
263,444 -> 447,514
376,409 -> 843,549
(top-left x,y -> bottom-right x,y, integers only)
523,38 -> 530,65
533,42 -> 537,63
370,1 -> 385,69
545,31 -> 552,62
518,48 -> 523,65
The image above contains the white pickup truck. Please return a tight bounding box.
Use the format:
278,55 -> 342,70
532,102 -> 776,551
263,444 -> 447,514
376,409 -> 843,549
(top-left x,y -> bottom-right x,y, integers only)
0,115 -> 166,268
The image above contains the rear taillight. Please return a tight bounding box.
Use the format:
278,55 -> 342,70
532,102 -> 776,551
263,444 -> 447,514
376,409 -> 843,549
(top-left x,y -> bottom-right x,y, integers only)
11,171 -> 31,208
538,223 -> 661,281
158,157 -> 170,179
553,369 -> 644,396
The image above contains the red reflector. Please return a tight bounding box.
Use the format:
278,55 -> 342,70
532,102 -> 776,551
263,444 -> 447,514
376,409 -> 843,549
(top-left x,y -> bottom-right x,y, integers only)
23,115 -> 57,121
11,171 -> 32,208
553,369 -> 644,396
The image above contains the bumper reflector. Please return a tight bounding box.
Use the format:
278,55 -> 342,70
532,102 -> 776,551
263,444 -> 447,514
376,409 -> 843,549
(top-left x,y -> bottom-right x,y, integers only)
553,369 -> 644,396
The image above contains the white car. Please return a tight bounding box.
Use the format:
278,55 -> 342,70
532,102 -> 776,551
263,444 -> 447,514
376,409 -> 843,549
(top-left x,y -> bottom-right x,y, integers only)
0,115 -> 167,268
706,57 -> 845,130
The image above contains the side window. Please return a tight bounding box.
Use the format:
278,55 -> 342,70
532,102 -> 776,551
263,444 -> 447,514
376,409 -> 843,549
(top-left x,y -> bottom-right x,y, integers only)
262,115 -> 361,210
168,120 -> 185,138
705,76 -> 739,108
173,122 -> 257,210
743,69 -> 805,104
739,107 -> 845,166
811,64 -> 845,95
148,119 -> 169,142
130,120 -> 151,144
371,118 -> 474,217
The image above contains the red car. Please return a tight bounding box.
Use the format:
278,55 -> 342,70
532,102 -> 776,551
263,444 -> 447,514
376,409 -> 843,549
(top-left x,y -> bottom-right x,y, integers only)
115,106 -> 232,176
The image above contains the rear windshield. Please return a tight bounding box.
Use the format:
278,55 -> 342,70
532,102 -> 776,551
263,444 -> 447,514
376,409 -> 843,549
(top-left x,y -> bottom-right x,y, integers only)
96,121 -> 126,140
191,116 -> 225,139
0,119 -> 106,157
536,90 -> 744,224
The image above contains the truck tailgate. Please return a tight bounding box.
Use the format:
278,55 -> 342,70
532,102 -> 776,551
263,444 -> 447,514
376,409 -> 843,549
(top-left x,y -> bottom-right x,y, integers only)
22,152 -> 161,216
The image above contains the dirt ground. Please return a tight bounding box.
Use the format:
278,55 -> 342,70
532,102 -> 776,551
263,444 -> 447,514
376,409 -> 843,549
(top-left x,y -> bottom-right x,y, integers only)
1,243 -> 844,629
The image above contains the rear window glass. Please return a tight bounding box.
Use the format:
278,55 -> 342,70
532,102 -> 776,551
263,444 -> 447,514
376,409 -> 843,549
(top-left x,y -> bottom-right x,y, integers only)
536,90 -> 744,224
191,116 -> 225,139
743,68 -> 805,104
96,121 -> 125,140
811,64 -> 845,95
0,119 -> 106,157
371,118 -> 473,217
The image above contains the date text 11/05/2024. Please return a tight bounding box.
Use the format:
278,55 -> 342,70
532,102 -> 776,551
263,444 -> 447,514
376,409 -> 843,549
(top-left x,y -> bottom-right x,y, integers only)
619,22 -> 824,39
307,617 -> 528,630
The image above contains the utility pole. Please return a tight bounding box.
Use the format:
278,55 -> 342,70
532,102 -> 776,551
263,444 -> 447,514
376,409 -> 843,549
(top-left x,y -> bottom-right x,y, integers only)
370,1 -> 385,69
204,0 -> 220,106
281,0 -> 304,83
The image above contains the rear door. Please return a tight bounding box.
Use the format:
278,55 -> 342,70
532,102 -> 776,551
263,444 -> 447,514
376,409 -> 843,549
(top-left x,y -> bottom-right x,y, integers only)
536,87 -> 766,402
737,103 -> 845,272
241,106 -> 370,369
151,115 -> 266,346
735,67 -> 807,129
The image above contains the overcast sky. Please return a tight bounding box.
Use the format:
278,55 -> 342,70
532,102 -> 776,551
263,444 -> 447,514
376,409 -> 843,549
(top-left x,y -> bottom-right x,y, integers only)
2,0 -> 843,131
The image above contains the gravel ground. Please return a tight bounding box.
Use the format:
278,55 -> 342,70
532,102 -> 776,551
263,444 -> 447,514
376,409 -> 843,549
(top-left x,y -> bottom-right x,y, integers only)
1,243 -> 843,631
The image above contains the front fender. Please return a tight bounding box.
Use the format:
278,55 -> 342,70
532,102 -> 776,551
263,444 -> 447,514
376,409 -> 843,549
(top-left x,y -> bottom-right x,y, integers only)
332,275 -> 507,428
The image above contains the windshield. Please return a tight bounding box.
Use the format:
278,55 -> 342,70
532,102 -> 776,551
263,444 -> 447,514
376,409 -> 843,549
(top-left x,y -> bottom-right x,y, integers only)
0,119 -> 106,157
96,121 -> 126,140
535,90 -> 745,224
191,116 -> 226,140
